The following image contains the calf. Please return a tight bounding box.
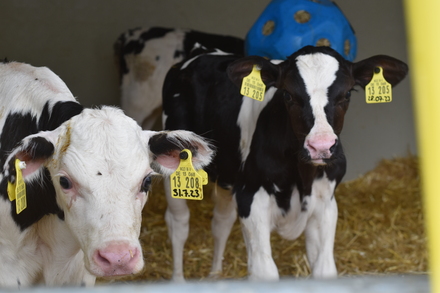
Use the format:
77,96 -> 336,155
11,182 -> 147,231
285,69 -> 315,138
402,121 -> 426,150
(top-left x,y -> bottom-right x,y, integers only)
162,46 -> 408,281
114,26 -> 244,129
0,61 -> 213,288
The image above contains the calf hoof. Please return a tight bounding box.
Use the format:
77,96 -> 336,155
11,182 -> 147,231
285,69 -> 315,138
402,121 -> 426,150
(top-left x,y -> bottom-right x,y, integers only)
172,274 -> 186,283
248,272 -> 279,282
207,271 -> 222,280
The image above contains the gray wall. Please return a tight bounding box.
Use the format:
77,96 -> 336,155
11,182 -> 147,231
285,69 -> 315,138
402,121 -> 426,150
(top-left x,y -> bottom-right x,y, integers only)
0,0 -> 415,181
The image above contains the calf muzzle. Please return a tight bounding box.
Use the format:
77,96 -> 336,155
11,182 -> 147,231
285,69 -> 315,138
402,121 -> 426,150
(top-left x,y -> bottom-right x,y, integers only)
92,242 -> 142,276
305,136 -> 338,165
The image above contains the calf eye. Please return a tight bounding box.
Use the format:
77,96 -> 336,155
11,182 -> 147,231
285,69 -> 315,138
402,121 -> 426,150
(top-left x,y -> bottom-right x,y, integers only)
338,89 -> 354,106
283,90 -> 303,107
283,91 -> 293,103
140,176 -> 152,193
59,176 -> 73,190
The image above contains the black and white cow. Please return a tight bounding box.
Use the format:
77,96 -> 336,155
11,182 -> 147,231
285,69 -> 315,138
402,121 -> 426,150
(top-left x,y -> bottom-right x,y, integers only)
162,46 -> 408,281
114,26 -> 244,129
0,61 -> 213,288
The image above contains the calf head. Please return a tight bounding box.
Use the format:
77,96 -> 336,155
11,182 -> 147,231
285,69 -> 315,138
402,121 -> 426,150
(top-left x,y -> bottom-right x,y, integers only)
3,106 -> 213,277
228,46 -> 408,165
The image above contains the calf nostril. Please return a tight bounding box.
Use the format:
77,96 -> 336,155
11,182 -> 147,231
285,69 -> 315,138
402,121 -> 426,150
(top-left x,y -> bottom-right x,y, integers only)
329,139 -> 338,153
97,251 -> 112,266
305,136 -> 338,160
92,244 -> 143,277
307,142 -> 317,152
95,246 -> 138,268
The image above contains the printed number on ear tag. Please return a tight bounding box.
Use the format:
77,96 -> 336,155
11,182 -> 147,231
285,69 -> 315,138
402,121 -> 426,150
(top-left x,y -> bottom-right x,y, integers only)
365,67 -> 392,104
240,65 -> 266,102
7,159 -> 27,214
170,149 -> 208,200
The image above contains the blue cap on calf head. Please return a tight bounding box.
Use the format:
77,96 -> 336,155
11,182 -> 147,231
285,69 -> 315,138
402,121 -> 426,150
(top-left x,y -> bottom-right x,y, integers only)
245,0 -> 357,61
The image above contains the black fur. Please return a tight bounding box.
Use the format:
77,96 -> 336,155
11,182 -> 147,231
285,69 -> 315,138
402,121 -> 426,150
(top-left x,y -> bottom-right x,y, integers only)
163,46 -> 408,218
149,132 -> 200,158
0,101 -> 83,230
114,27 -> 175,78
114,26 -> 244,82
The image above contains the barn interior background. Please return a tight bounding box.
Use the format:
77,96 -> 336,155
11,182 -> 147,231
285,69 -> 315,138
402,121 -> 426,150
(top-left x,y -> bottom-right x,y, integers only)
0,0 -> 426,284
0,0 -> 415,181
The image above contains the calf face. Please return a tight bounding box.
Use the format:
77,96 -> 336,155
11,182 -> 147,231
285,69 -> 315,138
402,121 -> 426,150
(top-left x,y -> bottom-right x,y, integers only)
228,46 -> 408,166
2,106 -> 213,278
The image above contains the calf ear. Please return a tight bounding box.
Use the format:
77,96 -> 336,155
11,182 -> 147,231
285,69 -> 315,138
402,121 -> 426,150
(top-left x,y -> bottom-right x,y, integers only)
353,55 -> 409,88
4,130 -> 59,181
227,56 -> 279,88
145,130 -> 214,175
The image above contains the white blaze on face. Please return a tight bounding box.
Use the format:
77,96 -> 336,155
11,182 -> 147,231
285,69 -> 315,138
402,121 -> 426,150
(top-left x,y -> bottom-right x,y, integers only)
296,53 -> 339,164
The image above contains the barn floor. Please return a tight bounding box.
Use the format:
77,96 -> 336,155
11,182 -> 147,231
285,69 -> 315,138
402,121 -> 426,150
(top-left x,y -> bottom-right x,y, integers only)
99,155 -> 427,284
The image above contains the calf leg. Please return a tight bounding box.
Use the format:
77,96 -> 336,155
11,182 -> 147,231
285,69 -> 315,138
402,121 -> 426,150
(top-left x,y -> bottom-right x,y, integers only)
239,187 -> 279,281
304,178 -> 338,278
210,184 -> 237,277
164,176 -> 190,282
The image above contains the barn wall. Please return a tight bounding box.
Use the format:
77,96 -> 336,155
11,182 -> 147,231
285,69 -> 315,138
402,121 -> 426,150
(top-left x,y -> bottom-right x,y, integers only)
0,0 -> 415,181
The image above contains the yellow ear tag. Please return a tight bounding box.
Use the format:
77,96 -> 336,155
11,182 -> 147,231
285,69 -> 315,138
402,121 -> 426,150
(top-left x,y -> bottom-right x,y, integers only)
7,181 -> 15,201
7,159 -> 27,214
365,67 -> 392,104
170,149 -> 208,200
240,65 -> 266,102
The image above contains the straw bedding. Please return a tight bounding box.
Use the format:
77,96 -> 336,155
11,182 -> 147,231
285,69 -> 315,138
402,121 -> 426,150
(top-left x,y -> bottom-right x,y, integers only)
102,155 -> 427,283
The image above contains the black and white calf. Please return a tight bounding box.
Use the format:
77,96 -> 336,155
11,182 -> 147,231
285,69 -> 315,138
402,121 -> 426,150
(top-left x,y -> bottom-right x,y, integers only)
114,26 -> 244,129
0,61 -> 213,288
162,46 -> 408,281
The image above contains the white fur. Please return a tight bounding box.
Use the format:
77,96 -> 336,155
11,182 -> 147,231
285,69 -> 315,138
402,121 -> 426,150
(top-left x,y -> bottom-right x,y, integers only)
120,28 -> 187,129
240,188 -> 279,281
181,46 -> 233,70
237,87 -> 276,163
0,62 -> 76,138
296,53 -> 339,162
49,107 -> 151,277
163,176 -> 189,282
148,129 -> 214,176
304,177 -> 338,278
210,184 -> 237,276
241,176 -> 338,280
0,62 -> 213,288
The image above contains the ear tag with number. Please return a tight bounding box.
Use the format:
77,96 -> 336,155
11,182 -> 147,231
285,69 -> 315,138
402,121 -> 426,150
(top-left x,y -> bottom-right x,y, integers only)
7,159 -> 27,214
365,67 -> 392,104
240,65 -> 266,102
170,149 -> 208,200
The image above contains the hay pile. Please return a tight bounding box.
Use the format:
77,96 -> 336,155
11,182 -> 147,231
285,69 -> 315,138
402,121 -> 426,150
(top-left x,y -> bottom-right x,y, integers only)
102,155 -> 427,283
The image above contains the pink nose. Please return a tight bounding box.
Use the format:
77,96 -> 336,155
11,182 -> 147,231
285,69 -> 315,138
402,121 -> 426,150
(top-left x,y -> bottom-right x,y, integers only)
306,137 -> 337,161
93,243 -> 141,276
